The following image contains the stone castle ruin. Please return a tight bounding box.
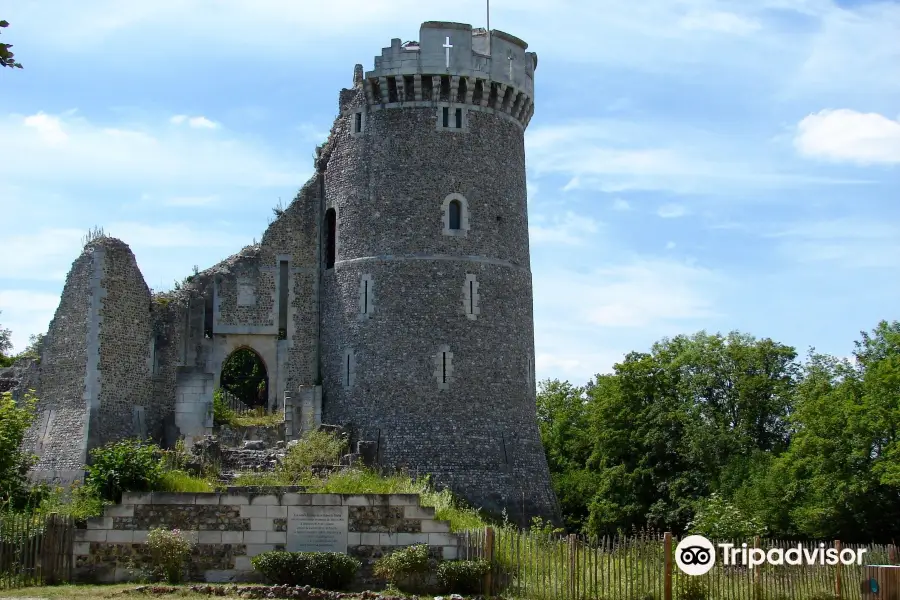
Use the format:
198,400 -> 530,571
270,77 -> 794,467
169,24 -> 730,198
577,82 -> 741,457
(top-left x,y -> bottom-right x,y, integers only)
7,21 -> 558,522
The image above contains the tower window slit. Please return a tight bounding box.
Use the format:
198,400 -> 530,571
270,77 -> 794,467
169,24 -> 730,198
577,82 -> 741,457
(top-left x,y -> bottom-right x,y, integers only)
354,113 -> 362,133
442,352 -> 447,383
455,108 -> 462,129
364,280 -> 368,314
443,107 -> 449,128
448,200 -> 461,230
387,76 -> 398,103
469,281 -> 474,313
458,77 -> 468,103
440,75 -> 451,101
346,354 -> 351,385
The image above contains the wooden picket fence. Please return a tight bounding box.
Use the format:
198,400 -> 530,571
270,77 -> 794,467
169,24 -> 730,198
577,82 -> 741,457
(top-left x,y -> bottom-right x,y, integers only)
460,527 -> 896,600
0,512 -> 74,589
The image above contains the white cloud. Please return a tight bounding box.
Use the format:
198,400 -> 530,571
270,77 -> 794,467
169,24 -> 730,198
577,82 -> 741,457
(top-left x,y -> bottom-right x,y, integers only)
534,257 -> 723,329
679,11 -> 761,35
0,111 -> 302,189
171,114 -> 220,129
530,212 -> 600,245
0,228 -> 85,281
769,217 -> 900,268
794,109 -> 900,165
666,241 -> 676,250
657,203 -> 688,218
612,198 -> 631,211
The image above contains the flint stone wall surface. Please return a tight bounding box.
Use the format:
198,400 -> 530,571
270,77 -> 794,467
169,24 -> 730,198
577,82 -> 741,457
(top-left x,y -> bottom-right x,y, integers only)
74,491 -> 458,584
319,45 -> 556,521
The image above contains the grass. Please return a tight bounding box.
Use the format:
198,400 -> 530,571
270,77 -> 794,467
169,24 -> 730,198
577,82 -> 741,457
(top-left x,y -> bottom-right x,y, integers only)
228,409 -> 284,428
158,470 -> 215,493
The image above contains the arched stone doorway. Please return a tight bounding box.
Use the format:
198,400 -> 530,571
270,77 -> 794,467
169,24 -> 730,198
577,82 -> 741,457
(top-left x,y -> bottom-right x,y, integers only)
220,347 -> 269,410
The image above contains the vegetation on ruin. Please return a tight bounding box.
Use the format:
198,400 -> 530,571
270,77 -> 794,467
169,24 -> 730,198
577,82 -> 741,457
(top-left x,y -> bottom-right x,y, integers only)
537,319 -> 900,544
212,388 -> 284,427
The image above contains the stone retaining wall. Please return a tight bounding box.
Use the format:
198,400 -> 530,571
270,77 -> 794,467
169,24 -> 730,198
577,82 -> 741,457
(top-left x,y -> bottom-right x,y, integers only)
74,491 -> 459,585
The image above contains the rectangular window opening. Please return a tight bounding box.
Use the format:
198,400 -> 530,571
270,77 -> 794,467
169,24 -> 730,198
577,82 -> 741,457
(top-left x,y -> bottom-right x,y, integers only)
442,352 -> 447,383
404,75 -> 416,101
363,280 -> 368,314
422,76 -> 434,101
387,76 -> 398,103
442,107 -> 449,128
354,113 -> 362,133
278,260 -> 289,339
458,77 -> 468,103
469,281 -> 474,314
203,291 -> 214,338
346,354 -> 351,386
455,108 -> 463,129
472,80 -> 484,105
440,76 -> 451,101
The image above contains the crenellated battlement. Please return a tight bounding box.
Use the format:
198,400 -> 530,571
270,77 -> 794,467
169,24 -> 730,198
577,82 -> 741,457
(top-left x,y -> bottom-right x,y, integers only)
361,22 -> 537,128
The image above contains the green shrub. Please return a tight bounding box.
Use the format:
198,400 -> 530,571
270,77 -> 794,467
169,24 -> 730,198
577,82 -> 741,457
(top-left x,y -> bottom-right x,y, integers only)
436,559 -> 489,594
373,544 -> 436,592
280,429 -> 348,480
677,576 -> 709,600
212,388 -> 236,427
0,391 -> 37,509
251,550 -> 360,589
85,439 -> 163,502
146,527 -> 194,583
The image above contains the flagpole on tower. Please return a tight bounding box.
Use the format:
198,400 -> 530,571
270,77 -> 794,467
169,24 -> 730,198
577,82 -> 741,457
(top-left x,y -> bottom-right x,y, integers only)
487,0 -> 491,53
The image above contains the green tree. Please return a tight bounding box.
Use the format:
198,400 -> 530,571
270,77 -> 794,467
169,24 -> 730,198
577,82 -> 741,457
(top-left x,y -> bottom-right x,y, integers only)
0,20 -> 23,69
0,391 -> 36,507
220,348 -> 268,407
0,311 -> 12,367
751,322 -> 900,542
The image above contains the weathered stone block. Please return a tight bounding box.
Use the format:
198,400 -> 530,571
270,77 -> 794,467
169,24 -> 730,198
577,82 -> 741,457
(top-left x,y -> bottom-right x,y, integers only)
195,494 -> 221,505
106,530 -> 134,543
266,506 -> 287,518
248,494 -> 280,506
245,543 -> 276,556
73,541 -> 91,555
421,520 -> 451,533
243,531 -> 266,544
443,545 -> 458,560
250,517 -> 275,531
404,505 -> 435,519
75,529 -> 107,542
199,531 -> 222,544
280,493 -> 310,506
388,494 -> 419,506
222,531 -> 244,544
219,495 -> 250,505
240,505 -> 267,518
104,504 -> 134,517
152,492 -> 196,505
311,494 -> 342,505
348,532 -> 361,545
87,517 -> 112,530
266,531 -> 287,544
428,532 -> 456,546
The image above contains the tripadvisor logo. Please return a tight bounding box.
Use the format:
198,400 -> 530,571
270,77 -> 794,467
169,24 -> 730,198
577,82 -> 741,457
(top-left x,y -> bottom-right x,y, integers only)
675,535 -> 867,576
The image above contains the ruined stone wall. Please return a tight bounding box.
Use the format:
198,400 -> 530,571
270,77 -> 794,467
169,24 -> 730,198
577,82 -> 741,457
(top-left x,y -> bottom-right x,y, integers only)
21,246 -> 96,483
95,239 -> 154,447
74,491 -> 458,584
318,59 -> 557,522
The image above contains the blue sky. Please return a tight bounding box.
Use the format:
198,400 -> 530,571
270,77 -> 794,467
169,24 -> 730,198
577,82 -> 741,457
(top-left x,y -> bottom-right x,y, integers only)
1,0 -> 898,385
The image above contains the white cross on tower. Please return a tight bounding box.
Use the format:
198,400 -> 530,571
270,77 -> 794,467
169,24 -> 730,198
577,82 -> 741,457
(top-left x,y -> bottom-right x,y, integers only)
507,51 -> 515,80
443,36 -> 453,69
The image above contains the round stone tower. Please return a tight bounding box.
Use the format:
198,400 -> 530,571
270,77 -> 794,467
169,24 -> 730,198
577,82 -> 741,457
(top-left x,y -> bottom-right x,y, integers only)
319,21 -> 557,522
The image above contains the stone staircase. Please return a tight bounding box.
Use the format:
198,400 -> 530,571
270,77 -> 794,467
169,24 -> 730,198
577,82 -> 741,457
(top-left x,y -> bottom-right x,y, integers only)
187,422 -> 379,484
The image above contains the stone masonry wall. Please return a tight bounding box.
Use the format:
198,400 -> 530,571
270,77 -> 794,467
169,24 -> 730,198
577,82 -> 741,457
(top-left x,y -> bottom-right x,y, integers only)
75,491 -> 459,585
318,41 -> 558,523
95,239 -> 154,447
21,244 -> 97,484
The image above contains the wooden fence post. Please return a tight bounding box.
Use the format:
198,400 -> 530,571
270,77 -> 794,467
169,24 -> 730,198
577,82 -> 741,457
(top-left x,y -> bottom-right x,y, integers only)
568,534 -> 577,600
483,526 -> 494,596
664,532 -> 673,600
754,536 -> 761,599
890,544 -> 897,565
835,540 -> 842,599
